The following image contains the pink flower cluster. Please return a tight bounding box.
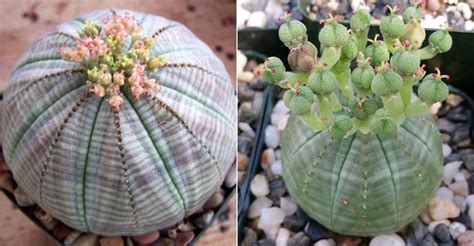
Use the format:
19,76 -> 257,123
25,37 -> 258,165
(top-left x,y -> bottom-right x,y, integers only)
103,12 -> 140,42
60,37 -> 109,62
128,61 -> 160,99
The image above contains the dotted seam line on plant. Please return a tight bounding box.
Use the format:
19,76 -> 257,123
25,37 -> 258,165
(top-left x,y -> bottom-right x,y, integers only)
146,93 -> 223,181
302,134 -> 333,194
113,110 -> 141,231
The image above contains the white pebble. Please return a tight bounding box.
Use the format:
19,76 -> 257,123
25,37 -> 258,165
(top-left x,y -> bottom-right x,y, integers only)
449,221 -> 467,239
277,114 -> 290,131
453,195 -> 467,212
238,71 -> 254,83
449,181 -> 469,196
436,187 -> 454,201
443,161 -> 463,185
275,227 -> 290,246
251,174 -> 270,197
469,205 -> 474,229
239,122 -> 255,138
369,234 -> 405,246
466,20 -> 473,31
280,196 -> 298,216
429,197 -> 460,220
264,226 -> 280,240
455,173 -> 466,182
237,7 -> 251,29
247,11 -> 268,28
271,160 -> 282,176
465,194 -> 474,207
248,196 -> 273,219
428,220 -> 451,234
237,50 -> 247,75
271,112 -> 288,127
265,125 -> 281,149
314,239 -> 336,246
273,100 -> 290,114
443,144 -> 452,157
258,207 -> 286,229
225,163 -> 237,188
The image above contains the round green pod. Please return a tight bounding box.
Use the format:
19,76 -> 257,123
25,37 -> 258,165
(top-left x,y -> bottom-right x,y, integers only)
283,86 -> 314,115
391,50 -> 420,76
429,29 -> 453,53
352,66 -> 375,89
380,14 -> 404,38
288,43 -> 317,72
278,20 -> 308,49
418,75 -> 449,103
371,69 -> 403,96
263,57 -> 286,83
402,6 -> 422,24
307,69 -> 338,95
401,21 -> 425,49
318,20 -> 349,47
340,38 -> 358,61
365,42 -> 390,67
331,115 -> 353,140
370,114 -> 398,139
350,9 -> 372,32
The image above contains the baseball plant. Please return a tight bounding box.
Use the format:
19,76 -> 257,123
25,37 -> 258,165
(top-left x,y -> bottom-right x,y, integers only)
264,4 -> 453,236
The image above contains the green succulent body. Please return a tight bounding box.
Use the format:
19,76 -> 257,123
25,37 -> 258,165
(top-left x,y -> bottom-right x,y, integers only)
418,75 -> 449,103
318,21 -> 349,47
279,20 -> 308,48
391,50 -> 421,76
365,42 -> 389,67
282,115 -> 442,236
380,14 -> 404,39
429,29 -> 453,53
307,69 -> 337,95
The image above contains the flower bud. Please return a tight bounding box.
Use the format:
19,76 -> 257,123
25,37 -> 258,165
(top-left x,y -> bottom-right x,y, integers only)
98,69 -> 112,86
351,65 -> 375,89
401,19 -> 425,49
87,67 -> 99,82
429,29 -> 453,53
90,84 -> 106,97
340,38 -> 358,61
119,56 -> 134,70
307,68 -> 337,95
380,12 -> 404,39
391,50 -> 420,76
370,111 -> 397,139
144,79 -> 157,90
113,72 -> 125,86
283,86 -> 314,115
278,20 -> 308,49
131,84 -> 144,98
365,41 -> 389,67
83,20 -> 100,36
263,57 -> 286,83
350,9 -> 371,32
402,6 -> 422,24
147,55 -> 164,70
371,68 -> 403,96
318,20 -> 349,47
108,95 -> 124,112
331,115 -> 353,139
288,43 -> 316,72
106,84 -> 120,95
418,73 -> 449,103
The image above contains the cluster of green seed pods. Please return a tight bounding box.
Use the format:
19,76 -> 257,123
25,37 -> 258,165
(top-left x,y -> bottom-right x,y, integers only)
263,5 -> 453,140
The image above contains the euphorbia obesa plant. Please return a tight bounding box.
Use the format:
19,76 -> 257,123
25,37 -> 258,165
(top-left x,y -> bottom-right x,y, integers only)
264,6 -> 452,236
2,9 -> 235,236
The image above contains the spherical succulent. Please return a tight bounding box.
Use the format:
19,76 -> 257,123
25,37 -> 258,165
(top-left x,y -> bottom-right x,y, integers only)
2,9 -> 235,236
271,4 -> 452,236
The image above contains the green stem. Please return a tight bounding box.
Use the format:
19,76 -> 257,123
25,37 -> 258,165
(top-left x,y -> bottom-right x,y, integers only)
414,46 -> 438,60
300,106 -> 324,131
333,68 -> 353,98
317,94 -> 333,119
382,92 -> 405,117
321,46 -> 341,69
354,29 -> 369,53
330,92 -> 342,112
406,99 -> 430,116
384,37 -> 401,54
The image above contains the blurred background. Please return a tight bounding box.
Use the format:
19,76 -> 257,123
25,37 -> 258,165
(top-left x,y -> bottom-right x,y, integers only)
0,1 -> 235,245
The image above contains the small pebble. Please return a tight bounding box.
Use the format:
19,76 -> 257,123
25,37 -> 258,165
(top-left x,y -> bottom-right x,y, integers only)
429,197 -> 460,220
175,231 -> 195,246
192,210 -> 214,228
74,234 -> 99,246
449,221 -> 467,239
453,195 -> 467,212
428,220 -> 451,233
263,226 -> 280,240
271,160 -> 282,176
0,173 -> 14,193
434,223 -> 452,242
288,232 -> 311,246
261,148 -> 276,170
469,206 -> 474,229
314,239 -> 336,246
203,189 -> 224,209
250,174 -> 270,197
466,195 -> 474,207
265,125 -> 281,149
239,122 -> 256,138
248,196 -> 273,219
458,230 -> 474,246
305,221 -> 328,242
369,234 -> 406,246
238,152 -> 249,171
64,231 -> 82,245
132,231 -> 160,245
241,228 -> 258,246
275,227 -> 290,246
443,144 -> 453,157
283,214 -> 307,232
437,187 -> 454,201
449,181 -> 469,196
443,161 -> 462,185
13,186 -> 35,207
280,196 -> 298,216
99,236 -> 124,246
247,11 -> 268,28
447,94 -> 464,107
238,71 -> 254,83
225,163 -> 237,188
258,207 -> 286,229
269,179 -> 287,202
